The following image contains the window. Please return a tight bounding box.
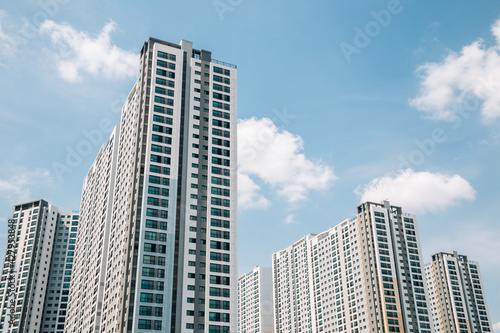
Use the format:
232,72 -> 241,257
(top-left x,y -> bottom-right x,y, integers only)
158,51 -> 173,60
143,255 -> 156,265
210,275 -> 230,285
148,186 -> 160,195
209,325 -> 230,333
211,209 -> 230,219
210,264 -> 230,274
139,306 -> 153,316
138,319 -> 152,329
209,300 -> 230,310
155,307 -> 163,316
142,280 -> 155,289
145,231 -> 158,240
155,77 -> 174,88
146,220 -> 158,228
155,87 -> 166,95
212,147 -> 230,157
212,119 -> 230,129
210,241 -> 230,250
149,197 -> 168,208
209,312 -> 230,322
213,92 -> 230,102
145,243 -> 158,252
140,293 -> 154,303
213,110 -> 230,120
154,105 -> 173,115
147,208 -> 159,217
157,59 -> 175,70
212,157 -> 230,167
143,268 -> 155,277
212,128 -> 230,138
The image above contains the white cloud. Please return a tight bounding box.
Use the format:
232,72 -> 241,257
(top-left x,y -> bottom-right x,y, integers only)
0,11 -> 17,64
355,169 -> 476,214
238,117 -> 336,209
0,169 -> 53,204
39,20 -> 138,82
284,214 -> 295,225
493,321 -> 500,333
237,172 -> 271,209
410,17 -> 500,122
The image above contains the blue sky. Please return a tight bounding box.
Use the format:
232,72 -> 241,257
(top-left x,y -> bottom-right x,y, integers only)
1,0 -> 499,328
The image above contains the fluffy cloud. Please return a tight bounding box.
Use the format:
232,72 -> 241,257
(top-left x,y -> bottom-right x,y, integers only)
410,17 -> 500,122
238,117 -> 336,209
237,172 -> 271,209
0,169 -> 53,204
493,322 -> 500,333
0,11 -> 17,64
284,214 -> 295,225
40,20 -> 138,82
355,169 -> 476,214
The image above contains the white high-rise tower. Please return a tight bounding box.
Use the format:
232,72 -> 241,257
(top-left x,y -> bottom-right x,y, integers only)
272,201 -> 434,333
66,38 -> 237,333
238,266 -> 274,333
0,200 -> 79,333
425,251 -> 492,333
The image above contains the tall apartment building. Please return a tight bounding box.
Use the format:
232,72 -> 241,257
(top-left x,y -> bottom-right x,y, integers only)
238,266 -> 274,333
65,127 -> 120,332
65,38 -> 237,333
0,200 -> 78,333
425,252 -> 492,333
272,201 -> 433,333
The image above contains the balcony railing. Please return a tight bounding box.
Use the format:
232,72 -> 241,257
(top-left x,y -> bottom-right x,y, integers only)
212,58 -> 237,69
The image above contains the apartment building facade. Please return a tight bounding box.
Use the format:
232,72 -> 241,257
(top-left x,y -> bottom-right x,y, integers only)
65,38 -> 237,333
238,266 -> 274,333
272,201 -> 433,333
0,200 -> 78,333
425,251 -> 492,333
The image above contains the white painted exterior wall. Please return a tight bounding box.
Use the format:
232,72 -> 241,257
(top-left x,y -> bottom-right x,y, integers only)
0,201 -> 78,333
425,252 -> 493,333
272,201 -> 434,333
65,38 -> 237,333
238,266 -> 274,333
65,126 -> 120,332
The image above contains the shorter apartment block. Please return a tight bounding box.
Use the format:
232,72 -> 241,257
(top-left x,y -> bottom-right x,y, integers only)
425,251 -> 492,333
0,200 -> 78,333
238,266 -> 274,333
272,200 -> 433,333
